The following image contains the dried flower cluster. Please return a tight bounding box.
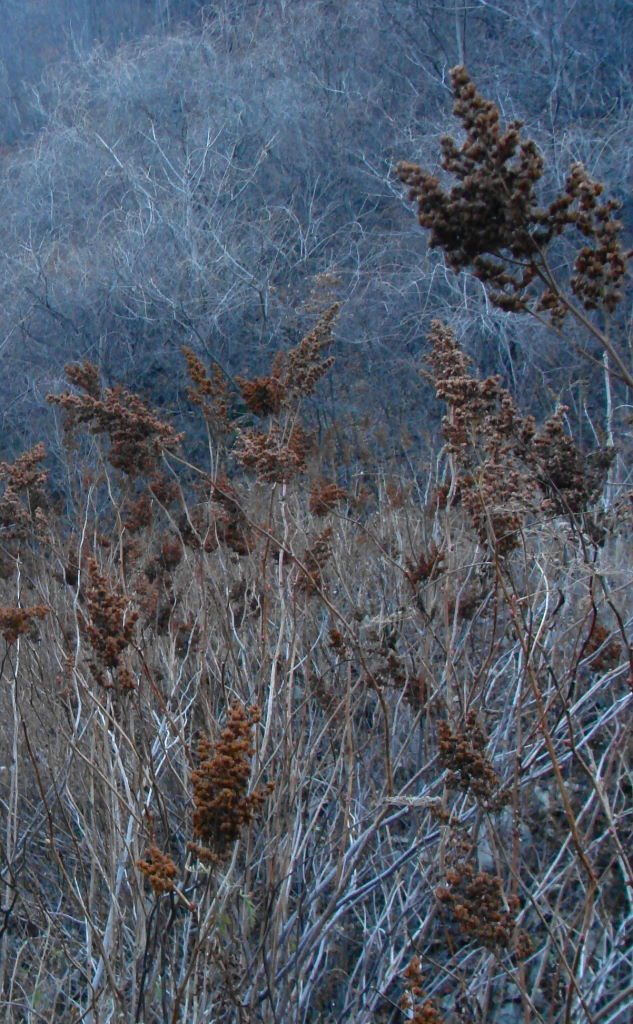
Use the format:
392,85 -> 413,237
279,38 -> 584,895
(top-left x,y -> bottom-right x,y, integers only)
235,305 -> 338,420
396,66 -> 629,327
0,604 -> 49,645
400,957 -> 447,1024
427,321 -> 613,549
137,843 -> 178,896
207,476 -> 255,555
80,556 -> 138,690
183,347 -> 232,433
427,320 -> 534,552
234,423 -> 311,482
122,491 -> 154,534
236,359 -> 285,418
189,703 -> 268,862
527,407 -> 615,517
405,542 -> 445,589
0,443 -> 49,541
309,480 -> 348,517
565,163 -> 629,317
48,363 -> 183,476
436,861 -> 520,950
295,526 -> 334,596
438,712 -> 507,809
283,304 -> 339,402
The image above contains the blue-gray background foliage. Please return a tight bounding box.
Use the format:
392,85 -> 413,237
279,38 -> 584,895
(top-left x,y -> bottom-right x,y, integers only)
0,0 -> 631,454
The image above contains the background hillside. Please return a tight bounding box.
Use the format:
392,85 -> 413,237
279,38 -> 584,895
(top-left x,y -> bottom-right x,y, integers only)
0,0 -> 631,454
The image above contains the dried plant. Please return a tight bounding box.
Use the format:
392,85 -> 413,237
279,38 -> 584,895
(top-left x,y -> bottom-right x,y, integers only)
48,363 -> 183,475
404,542 -> 445,589
137,843 -> 178,896
436,861 -> 520,950
400,957 -> 447,1024
234,422 -> 311,482
0,604 -> 49,645
209,475 -> 256,555
282,303 -> 339,403
1,72 -> 631,1024
0,443 -> 49,541
295,526 -> 334,596
528,406 -> 616,517
236,357 -> 285,418
189,703 -> 269,863
236,304 -> 338,416
79,555 -> 138,690
183,346 -> 233,433
426,320 -> 614,549
309,480 -> 348,517
122,491 -> 154,534
397,65 -> 632,385
438,712 -> 507,810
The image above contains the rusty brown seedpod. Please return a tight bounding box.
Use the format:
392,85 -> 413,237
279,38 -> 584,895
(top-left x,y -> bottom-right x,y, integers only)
236,361 -> 284,417
183,346 -> 232,432
405,542 -> 445,589
309,480 -> 348,517
137,843 -> 179,896
188,703 -> 270,863
426,321 -> 613,546
0,443 -> 49,541
397,66 -> 632,386
295,526 -> 334,596
48,364 -> 183,476
79,556 -> 139,690
436,860 -> 520,949
0,604 -> 49,645
400,957 -> 447,1024
438,711 -> 507,810
234,423 -> 311,482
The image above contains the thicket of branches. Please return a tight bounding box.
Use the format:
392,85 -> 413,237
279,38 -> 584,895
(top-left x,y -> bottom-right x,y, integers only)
0,69 -> 632,1024
0,0 -> 632,454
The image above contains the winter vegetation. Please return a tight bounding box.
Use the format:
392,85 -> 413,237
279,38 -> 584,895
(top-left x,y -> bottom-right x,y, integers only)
0,3 -> 632,1023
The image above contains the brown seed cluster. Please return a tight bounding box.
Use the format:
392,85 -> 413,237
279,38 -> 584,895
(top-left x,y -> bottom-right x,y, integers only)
0,443 -> 49,541
527,407 -> 615,517
228,307 -> 339,482
565,163 -> 628,316
122,492 -> 154,534
396,66 -> 629,325
400,956 -> 447,1024
396,66 -> 544,280
309,480 -> 348,517
236,304 -> 338,419
236,358 -> 285,418
426,321 -> 613,547
0,604 -> 49,645
405,542 -> 445,589
137,843 -> 178,896
283,304 -> 338,402
207,475 -> 255,555
182,347 -> 232,433
189,703 -> 269,863
436,861 -> 519,949
438,711 -> 507,810
427,320 -> 534,553
48,363 -> 183,476
295,526 -> 334,596
80,556 -> 138,690
234,423 -> 311,483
